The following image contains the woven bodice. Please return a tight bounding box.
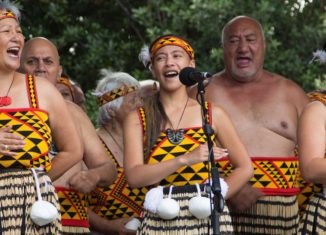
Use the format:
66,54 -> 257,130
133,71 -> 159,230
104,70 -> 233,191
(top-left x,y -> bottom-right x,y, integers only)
0,75 -> 52,171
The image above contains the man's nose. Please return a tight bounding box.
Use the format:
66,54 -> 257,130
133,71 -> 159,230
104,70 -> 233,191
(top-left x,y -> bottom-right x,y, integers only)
237,39 -> 249,52
36,60 -> 46,71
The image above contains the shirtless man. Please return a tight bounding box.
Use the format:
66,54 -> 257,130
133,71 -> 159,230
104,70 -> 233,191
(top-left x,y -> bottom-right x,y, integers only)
20,37 -> 117,234
191,16 -> 308,234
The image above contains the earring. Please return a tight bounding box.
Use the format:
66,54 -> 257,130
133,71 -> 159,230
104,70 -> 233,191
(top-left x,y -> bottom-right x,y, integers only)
188,183 -> 211,219
157,185 -> 180,220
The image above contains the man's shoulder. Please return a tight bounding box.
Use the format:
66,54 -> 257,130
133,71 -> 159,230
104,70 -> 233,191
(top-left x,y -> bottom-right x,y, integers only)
66,100 -> 84,113
66,101 -> 99,141
262,71 -> 284,83
264,71 -> 304,91
66,101 -> 92,124
209,71 -> 225,82
202,72 -> 226,91
264,72 -> 309,108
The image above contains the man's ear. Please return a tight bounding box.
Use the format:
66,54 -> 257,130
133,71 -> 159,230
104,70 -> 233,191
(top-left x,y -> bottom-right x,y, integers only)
58,65 -> 63,78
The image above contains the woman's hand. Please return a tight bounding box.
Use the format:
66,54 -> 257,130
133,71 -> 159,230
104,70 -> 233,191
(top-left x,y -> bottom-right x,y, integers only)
0,126 -> 25,156
180,145 -> 228,166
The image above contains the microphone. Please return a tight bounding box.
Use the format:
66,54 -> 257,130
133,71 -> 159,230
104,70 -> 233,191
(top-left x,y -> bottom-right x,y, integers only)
179,67 -> 212,86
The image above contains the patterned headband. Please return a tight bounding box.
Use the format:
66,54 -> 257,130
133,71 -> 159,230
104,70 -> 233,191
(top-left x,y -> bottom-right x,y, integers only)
0,9 -> 16,20
308,91 -> 326,105
150,35 -> 195,61
97,85 -> 138,106
57,77 -> 75,102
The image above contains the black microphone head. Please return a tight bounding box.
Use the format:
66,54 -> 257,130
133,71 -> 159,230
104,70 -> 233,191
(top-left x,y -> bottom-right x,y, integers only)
179,67 -> 197,86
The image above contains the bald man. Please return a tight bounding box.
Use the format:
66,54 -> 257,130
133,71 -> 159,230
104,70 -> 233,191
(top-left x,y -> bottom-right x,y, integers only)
190,16 -> 308,234
20,37 -> 62,84
20,37 -> 117,234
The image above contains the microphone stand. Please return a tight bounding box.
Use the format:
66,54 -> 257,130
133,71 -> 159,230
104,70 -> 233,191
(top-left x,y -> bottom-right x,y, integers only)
196,81 -> 224,235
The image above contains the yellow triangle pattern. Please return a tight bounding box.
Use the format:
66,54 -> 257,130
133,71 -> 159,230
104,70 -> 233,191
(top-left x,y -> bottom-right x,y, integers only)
88,140 -> 147,220
217,158 -> 300,189
148,127 -> 213,186
57,189 -> 88,221
0,110 -> 51,171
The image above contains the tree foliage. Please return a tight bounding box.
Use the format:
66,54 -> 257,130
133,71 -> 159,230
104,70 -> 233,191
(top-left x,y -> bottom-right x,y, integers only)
17,0 -> 325,121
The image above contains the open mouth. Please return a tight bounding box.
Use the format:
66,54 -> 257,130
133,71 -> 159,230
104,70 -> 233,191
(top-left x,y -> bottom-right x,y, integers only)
7,47 -> 19,57
164,71 -> 178,78
236,56 -> 251,67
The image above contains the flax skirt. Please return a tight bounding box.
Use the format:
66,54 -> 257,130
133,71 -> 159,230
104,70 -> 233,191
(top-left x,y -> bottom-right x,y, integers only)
229,195 -> 299,235
0,169 -> 62,235
299,193 -> 326,235
62,228 -> 90,235
137,185 -> 234,235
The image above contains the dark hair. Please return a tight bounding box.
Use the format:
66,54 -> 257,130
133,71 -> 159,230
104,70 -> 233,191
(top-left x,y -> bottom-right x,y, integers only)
143,92 -> 168,160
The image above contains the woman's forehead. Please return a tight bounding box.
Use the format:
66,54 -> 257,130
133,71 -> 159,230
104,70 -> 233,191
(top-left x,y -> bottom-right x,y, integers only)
155,45 -> 188,55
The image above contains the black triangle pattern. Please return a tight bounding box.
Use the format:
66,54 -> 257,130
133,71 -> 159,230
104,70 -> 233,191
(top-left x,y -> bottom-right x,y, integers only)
217,158 -> 300,190
148,127 -> 212,186
87,141 -> 148,220
0,119 -> 11,126
0,110 -> 51,169
87,165 -> 147,220
297,171 -> 323,212
58,189 -> 88,221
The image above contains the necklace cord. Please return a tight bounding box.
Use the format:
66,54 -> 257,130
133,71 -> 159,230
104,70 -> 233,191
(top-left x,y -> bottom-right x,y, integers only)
166,96 -> 189,131
6,76 -> 14,96
0,76 -> 14,107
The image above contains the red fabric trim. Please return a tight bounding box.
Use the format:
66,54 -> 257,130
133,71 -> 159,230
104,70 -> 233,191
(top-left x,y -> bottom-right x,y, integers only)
55,186 -> 78,193
61,219 -> 90,228
25,74 -> 39,108
250,156 -> 297,161
31,152 -> 49,160
0,107 -> 48,114
55,186 -> 89,228
207,101 -> 212,125
32,74 -> 39,108
137,108 -> 144,134
217,156 -> 297,162
260,188 -> 300,196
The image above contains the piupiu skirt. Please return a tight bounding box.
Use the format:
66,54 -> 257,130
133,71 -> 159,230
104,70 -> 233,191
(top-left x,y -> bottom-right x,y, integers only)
230,195 -> 299,235
0,169 -> 62,235
137,184 -> 234,235
299,193 -> 326,235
